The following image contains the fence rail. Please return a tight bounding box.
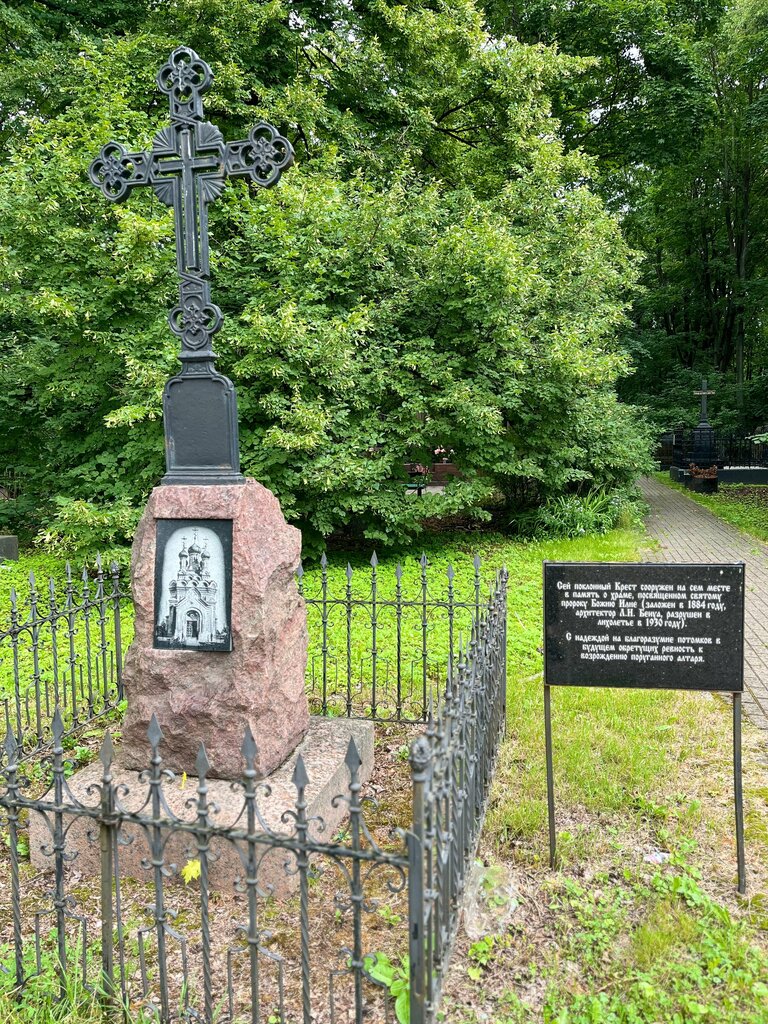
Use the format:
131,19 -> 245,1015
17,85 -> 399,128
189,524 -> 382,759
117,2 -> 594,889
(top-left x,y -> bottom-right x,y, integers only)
299,553 -> 485,724
0,569 -> 509,1024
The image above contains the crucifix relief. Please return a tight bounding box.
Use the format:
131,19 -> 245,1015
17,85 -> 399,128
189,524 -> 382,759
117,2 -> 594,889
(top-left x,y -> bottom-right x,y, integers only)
89,47 -> 294,485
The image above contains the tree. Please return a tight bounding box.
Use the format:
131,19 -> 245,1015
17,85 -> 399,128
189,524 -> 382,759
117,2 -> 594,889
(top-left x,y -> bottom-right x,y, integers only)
499,0 -> 768,430
0,1 -> 651,550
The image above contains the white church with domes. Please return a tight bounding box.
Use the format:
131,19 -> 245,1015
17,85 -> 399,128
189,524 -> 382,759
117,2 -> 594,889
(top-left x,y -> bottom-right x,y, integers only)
157,528 -> 221,646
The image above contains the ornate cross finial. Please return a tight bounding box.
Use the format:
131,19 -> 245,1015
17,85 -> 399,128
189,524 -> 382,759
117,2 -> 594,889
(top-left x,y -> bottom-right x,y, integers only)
89,47 -> 295,486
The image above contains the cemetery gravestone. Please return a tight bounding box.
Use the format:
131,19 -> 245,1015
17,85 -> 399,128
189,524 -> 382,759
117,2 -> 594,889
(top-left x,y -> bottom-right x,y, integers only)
88,46 -> 294,487
31,46 -> 375,895
88,46 -> 312,778
690,378 -> 717,467
0,536 -> 18,561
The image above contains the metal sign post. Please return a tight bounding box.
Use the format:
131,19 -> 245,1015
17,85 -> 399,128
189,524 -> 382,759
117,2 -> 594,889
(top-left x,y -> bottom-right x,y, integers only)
543,561 -> 746,894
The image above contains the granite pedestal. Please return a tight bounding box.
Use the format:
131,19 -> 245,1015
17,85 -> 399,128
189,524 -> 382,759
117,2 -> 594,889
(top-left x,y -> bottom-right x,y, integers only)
0,535 -> 18,561
120,478 -> 309,779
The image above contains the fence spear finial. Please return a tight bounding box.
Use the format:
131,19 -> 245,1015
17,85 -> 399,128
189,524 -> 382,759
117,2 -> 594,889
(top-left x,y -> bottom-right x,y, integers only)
3,727 -> 17,764
52,706 -> 64,743
292,752 -> 309,792
241,723 -> 258,767
100,730 -> 115,770
195,742 -> 210,779
147,713 -> 164,750
345,736 -> 362,774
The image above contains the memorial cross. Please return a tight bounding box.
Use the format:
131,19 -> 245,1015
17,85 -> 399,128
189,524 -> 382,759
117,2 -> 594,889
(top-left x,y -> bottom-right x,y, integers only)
89,46 -> 294,485
693,377 -> 715,425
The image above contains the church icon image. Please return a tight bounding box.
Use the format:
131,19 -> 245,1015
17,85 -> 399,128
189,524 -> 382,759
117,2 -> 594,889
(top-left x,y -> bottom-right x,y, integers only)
154,521 -> 233,652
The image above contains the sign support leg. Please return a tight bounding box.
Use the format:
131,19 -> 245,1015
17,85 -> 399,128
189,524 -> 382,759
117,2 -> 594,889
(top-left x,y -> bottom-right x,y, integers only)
544,684 -> 556,869
733,692 -> 746,895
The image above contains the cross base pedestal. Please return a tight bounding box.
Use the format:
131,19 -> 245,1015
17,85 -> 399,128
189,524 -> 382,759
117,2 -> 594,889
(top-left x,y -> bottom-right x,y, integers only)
162,371 -> 244,486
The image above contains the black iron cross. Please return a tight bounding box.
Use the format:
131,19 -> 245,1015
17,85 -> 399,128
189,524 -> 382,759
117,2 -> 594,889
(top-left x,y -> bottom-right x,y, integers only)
693,378 -> 715,425
89,47 -> 294,486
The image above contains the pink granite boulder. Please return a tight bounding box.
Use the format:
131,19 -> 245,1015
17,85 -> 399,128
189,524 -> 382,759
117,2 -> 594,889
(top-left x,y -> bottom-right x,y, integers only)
120,479 -> 309,779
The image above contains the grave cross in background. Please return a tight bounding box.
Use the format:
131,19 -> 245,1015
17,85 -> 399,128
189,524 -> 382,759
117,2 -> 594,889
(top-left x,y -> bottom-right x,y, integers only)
693,377 -> 715,426
89,46 -> 294,485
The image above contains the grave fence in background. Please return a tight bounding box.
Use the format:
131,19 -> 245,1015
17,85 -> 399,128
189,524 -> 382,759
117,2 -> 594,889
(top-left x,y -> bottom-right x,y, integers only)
0,557 -> 126,758
668,428 -> 768,469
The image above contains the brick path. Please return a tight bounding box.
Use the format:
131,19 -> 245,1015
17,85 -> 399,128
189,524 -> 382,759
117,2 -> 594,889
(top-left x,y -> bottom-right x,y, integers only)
641,475 -> 768,734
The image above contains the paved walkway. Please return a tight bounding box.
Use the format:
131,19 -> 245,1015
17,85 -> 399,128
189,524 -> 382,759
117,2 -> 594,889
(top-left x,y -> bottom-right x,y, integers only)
641,475 -> 768,733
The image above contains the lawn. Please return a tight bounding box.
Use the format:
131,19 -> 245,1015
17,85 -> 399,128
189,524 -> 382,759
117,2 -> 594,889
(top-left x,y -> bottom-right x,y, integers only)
1,526 -> 767,1023
657,471 -> 768,543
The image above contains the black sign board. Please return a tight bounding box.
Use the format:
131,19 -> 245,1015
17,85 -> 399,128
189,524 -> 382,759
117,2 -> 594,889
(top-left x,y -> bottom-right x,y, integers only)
542,561 -> 746,894
544,562 -> 744,692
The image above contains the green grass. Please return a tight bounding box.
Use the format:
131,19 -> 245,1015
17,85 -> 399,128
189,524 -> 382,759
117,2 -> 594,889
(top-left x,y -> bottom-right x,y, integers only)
0,552 -> 133,747
3,525 -> 768,1023
656,471 -> 768,543
538,865 -> 768,1023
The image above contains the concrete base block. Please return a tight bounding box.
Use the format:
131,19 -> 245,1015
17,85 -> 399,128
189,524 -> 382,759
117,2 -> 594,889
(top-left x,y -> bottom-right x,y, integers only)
30,717 -> 374,899
0,535 -> 18,561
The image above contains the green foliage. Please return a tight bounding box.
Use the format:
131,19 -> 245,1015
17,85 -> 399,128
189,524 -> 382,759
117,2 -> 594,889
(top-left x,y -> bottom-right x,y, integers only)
363,952 -> 410,1024
0,0 -> 650,552
543,866 -> 768,1023
506,0 -> 768,430
36,496 -> 142,562
467,934 -> 497,981
515,488 -> 644,539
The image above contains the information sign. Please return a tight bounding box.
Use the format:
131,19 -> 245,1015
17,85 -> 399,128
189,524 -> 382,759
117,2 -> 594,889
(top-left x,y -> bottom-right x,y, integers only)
542,561 -> 746,893
544,562 -> 744,692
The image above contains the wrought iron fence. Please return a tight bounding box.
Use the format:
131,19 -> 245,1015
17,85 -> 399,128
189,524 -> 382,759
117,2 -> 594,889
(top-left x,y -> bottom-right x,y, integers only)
0,571 -> 508,1024
0,467 -> 26,501
2,552 -> 492,759
298,553 -> 486,724
670,428 -> 768,469
408,571 -> 508,1019
0,557 -> 126,758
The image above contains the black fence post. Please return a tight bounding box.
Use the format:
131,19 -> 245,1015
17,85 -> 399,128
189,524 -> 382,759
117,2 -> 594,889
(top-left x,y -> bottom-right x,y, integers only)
194,743 -> 214,1021
292,752 -> 312,1024
110,561 -> 123,702
98,731 -> 117,1012
409,735 -> 432,1024
51,709 -> 69,999
9,587 -> 22,747
2,728 -> 24,992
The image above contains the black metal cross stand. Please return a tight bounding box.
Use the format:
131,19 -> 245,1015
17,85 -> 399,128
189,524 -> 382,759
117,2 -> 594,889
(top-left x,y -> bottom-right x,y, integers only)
694,377 -> 715,426
89,47 -> 294,485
